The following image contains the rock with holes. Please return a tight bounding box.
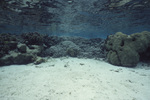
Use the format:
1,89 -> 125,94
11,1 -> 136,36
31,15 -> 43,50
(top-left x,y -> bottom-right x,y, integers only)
105,31 -> 150,67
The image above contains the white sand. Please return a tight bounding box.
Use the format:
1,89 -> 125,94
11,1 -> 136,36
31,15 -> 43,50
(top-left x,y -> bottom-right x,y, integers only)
0,57 -> 150,100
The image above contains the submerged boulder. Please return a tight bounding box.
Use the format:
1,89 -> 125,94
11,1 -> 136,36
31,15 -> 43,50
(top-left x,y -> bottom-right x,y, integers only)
17,43 -> 27,53
42,41 -> 80,57
0,52 -> 36,66
105,31 -> 150,67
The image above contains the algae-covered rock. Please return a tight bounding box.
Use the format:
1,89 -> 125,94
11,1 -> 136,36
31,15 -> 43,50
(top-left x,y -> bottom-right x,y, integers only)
105,32 -> 128,51
0,52 -> 36,66
107,50 -> 120,66
129,31 -> 150,52
118,47 -> 139,67
105,31 -> 150,67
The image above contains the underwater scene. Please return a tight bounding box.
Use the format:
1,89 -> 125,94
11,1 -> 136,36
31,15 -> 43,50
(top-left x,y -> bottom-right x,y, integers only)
0,0 -> 150,100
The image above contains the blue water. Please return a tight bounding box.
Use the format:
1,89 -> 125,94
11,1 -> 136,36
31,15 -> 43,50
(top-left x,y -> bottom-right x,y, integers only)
0,0 -> 150,38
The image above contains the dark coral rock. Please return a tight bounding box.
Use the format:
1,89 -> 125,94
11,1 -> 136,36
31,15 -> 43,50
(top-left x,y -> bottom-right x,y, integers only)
13,54 -> 36,64
7,41 -> 18,50
0,33 -> 17,56
0,51 -> 4,58
0,53 -> 36,66
17,44 -> 27,53
139,45 -> 150,62
43,36 -> 63,48
0,33 -> 17,41
105,31 -> 150,67
21,32 -> 44,45
21,32 -> 60,49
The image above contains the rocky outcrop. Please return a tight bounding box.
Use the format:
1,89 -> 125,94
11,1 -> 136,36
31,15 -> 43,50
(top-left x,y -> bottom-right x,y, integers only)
21,32 -> 45,45
0,42 -> 43,66
0,33 -> 106,66
42,37 -> 106,58
0,52 -> 36,66
0,33 -> 45,66
105,31 -> 150,67
42,40 -> 81,57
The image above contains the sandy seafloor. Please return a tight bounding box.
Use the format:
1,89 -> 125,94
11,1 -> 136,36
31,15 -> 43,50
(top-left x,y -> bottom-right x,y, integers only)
0,57 -> 150,100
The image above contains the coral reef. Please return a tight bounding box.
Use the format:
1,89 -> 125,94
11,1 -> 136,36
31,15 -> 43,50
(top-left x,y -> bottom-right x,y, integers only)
67,48 -> 79,57
42,37 -> 106,58
0,33 -> 45,66
0,33 -> 106,66
21,32 -> 44,45
105,31 -> 150,67
0,33 -> 17,57
1,31 -> 150,67
42,40 -> 80,57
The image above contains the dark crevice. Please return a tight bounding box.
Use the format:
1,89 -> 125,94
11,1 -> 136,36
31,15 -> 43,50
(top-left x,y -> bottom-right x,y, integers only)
132,37 -> 136,41
120,40 -> 124,47
139,46 -> 150,63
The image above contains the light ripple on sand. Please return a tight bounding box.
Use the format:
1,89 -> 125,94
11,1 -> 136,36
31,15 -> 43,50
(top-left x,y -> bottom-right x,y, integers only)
0,57 -> 150,100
